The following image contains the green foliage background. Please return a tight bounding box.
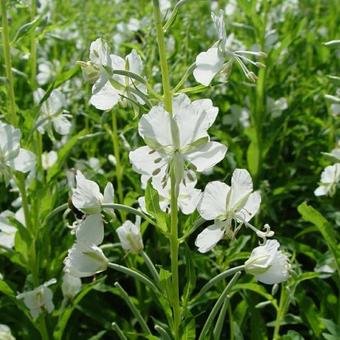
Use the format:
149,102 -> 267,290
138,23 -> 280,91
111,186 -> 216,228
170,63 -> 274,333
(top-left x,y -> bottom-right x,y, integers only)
0,0 -> 339,339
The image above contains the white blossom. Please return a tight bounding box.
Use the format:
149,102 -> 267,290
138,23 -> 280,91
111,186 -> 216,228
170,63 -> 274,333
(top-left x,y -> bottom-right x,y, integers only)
116,217 -> 144,253
84,38 -> 146,111
71,170 -> 114,214
41,150 -> 58,170
33,88 -> 72,135
314,163 -> 340,197
193,11 -> 266,86
61,273 -> 81,299
0,324 -> 15,340
129,94 -> 227,185
64,243 -> 109,278
75,214 -> 104,246
245,240 -> 290,285
0,121 -> 36,176
0,212 -> 17,249
17,279 -> 56,319
195,169 -> 261,253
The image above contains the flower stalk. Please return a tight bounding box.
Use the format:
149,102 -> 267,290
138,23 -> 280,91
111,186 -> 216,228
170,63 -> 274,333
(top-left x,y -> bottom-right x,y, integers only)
1,0 -> 18,126
153,1 -> 180,337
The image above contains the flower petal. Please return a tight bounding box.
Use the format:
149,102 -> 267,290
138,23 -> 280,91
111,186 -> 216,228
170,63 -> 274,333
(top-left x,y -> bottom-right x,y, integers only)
227,168 -> 254,212
198,181 -> 230,220
76,214 -> 104,246
10,148 -> 36,173
235,191 -> 261,222
139,106 -> 173,148
129,146 -> 168,177
193,47 -> 224,86
52,114 -> 72,135
185,141 -> 227,172
195,222 -> 225,253
174,97 -> 218,148
90,81 -> 120,111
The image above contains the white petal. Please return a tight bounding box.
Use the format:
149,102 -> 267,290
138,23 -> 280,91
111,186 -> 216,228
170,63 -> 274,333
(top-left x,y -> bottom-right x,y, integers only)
103,182 -> 114,204
62,273 -> 81,299
195,223 -> 225,253
129,146 -> 168,177
41,89 -> 65,116
174,97 -> 218,148
314,185 -> 328,196
198,181 -> 230,220
0,122 -> 21,162
90,81 -> 120,111
139,106 -> 173,148
178,186 -> 202,215
227,168 -> 254,212
75,214 -> 104,246
64,243 -> 108,278
126,49 -> 143,75
72,170 -> 103,214
193,47 -> 224,86
90,38 -> 111,67
41,150 -> 58,170
52,114 -> 72,135
185,141 -> 227,172
10,148 -> 36,173
235,191 -> 261,222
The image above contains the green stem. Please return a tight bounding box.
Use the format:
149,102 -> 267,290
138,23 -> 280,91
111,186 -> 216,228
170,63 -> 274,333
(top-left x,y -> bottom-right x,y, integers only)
114,282 -> 151,335
153,0 -> 172,113
194,265 -> 245,301
108,262 -> 159,294
112,322 -> 128,340
153,1 -> 179,337
111,111 -> 124,204
141,251 -> 161,287
198,272 -> 241,340
101,203 -> 157,227
272,286 -> 288,340
1,0 -> 18,126
30,0 -> 37,89
169,171 -> 180,338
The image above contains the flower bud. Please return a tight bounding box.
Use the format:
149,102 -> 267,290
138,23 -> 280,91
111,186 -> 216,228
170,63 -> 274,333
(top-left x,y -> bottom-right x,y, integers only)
116,217 -> 143,253
245,240 -> 290,285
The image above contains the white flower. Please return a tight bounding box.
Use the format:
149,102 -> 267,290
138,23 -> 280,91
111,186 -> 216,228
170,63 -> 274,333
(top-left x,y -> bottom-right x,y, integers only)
41,150 -> 58,170
17,279 -> 56,319
0,121 -> 36,175
0,212 -> 17,249
193,11 -> 266,86
33,88 -> 72,135
86,38 -> 146,111
245,240 -> 290,285
195,169 -> 261,253
116,217 -> 143,253
314,163 -> 340,197
61,273 -> 81,299
0,324 -> 15,340
64,243 -> 109,278
71,170 -> 114,214
129,94 -> 227,185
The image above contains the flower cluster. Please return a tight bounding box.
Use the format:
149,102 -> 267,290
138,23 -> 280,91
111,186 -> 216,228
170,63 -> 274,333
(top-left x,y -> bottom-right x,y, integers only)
64,171 -> 113,277
193,10 -> 266,86
79,38 -> 147,111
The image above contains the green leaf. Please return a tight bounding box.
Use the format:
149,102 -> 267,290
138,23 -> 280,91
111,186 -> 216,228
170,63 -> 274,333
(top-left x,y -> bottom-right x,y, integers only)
246,128 -> 260,178
12,16 -> 43,44
145,180 -> 168,233
0,280 -> 15,297
297,202 -> 340,275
